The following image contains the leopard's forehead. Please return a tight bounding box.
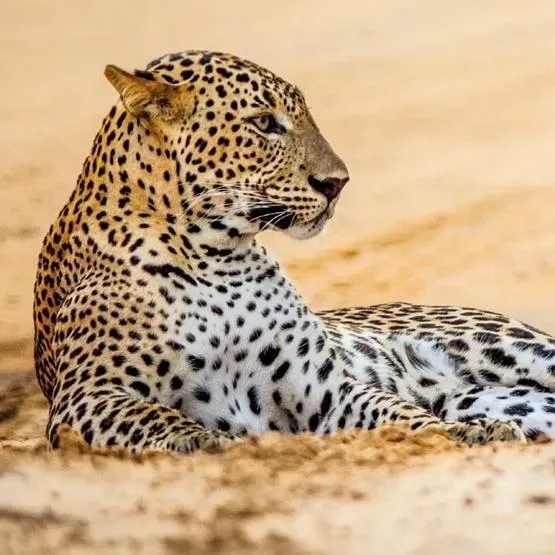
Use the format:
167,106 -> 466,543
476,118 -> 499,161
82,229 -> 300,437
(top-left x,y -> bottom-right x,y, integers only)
139,50 -> 307,114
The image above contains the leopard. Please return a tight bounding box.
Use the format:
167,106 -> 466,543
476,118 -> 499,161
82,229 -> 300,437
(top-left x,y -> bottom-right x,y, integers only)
34,49 -> 555,454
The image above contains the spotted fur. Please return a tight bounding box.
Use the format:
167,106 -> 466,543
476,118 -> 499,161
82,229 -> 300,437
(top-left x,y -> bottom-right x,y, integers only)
34,50 -> 555,453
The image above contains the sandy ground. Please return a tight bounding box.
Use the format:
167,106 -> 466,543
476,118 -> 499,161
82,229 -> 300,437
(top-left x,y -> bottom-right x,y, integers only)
2,1 -> 555,553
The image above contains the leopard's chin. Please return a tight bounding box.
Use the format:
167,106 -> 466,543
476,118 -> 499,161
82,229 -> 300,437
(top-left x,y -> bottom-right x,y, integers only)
284,210 -> 329,240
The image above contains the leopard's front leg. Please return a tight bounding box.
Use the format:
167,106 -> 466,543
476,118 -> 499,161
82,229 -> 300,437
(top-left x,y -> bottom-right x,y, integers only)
325,378 -> 525,445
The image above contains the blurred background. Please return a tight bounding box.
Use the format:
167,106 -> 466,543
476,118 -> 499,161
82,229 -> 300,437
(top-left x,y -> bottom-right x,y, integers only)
2,0 -> 555,379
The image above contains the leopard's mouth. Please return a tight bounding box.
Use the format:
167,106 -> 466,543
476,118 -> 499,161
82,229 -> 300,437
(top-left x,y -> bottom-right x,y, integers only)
309,202 -> 336,226
324,203 -> 336,220
247,201 -> 333,237
248,203 -> 296,231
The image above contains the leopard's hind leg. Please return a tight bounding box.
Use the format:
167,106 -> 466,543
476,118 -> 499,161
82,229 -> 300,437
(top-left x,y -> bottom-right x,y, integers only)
440,385 -> 555,440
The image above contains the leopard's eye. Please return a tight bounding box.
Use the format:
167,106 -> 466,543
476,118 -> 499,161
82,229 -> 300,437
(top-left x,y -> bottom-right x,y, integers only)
248,114 -> 286,135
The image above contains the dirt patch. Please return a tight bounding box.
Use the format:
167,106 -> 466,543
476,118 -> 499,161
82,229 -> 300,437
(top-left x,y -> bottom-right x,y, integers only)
0,372 -> 47,442
1,425 -> 554,555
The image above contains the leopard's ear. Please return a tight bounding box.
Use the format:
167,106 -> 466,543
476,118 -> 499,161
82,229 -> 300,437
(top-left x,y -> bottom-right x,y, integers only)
104,64 -> 183,120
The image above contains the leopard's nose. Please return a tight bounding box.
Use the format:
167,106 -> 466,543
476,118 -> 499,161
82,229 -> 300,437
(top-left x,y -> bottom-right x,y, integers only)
308,175 -> 349,203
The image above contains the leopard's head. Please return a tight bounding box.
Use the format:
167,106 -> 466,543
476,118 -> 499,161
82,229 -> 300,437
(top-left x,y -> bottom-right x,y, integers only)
105,50 -> 348,240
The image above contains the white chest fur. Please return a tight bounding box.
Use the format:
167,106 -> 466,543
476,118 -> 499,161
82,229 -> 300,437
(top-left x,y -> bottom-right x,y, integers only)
151,252 -> 335,434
